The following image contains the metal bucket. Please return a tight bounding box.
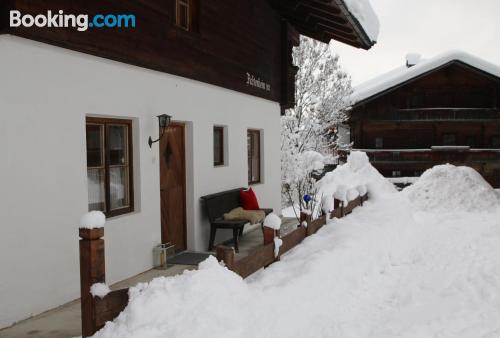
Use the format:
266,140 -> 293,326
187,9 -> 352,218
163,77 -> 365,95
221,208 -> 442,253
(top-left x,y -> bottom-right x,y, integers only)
153,243 -> 175,269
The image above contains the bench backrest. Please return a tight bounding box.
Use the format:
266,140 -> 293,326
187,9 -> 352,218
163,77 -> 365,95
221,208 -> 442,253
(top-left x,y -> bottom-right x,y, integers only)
201,188 -> 244,223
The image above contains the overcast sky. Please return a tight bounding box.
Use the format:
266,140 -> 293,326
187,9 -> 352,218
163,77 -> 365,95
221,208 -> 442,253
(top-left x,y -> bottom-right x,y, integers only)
332,0 -> 500,86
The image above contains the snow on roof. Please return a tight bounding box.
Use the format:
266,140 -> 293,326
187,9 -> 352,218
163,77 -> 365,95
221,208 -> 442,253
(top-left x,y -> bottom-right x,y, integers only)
342,0 -> 380,42
353,51 -> 500,105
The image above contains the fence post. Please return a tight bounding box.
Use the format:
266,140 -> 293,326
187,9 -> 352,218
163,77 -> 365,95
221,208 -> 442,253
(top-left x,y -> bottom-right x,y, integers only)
79,227 -> 105,337
334,198 -> 344,217
216,245 -> 235,270
263,227 -> 279,246
299,211 -> 312,230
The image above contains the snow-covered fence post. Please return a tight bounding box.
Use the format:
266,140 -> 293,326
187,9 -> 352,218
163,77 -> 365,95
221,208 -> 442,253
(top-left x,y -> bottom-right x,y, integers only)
216,246 -> 235,270
300,211 -> 312,230
334,198 -> 344,217
79,211 -> 106,337
263,213 -> 282,261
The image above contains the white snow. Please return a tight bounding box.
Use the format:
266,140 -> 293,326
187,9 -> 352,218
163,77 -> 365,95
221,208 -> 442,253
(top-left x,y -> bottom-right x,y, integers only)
353,51 -> 500,103
90,283 -> 111,299
89,160 -> 500,338
404,164 -> 500,212
321,194 -> 334,214
263,213 -> 282,231
79,211 -> 106,229
319,151 -> 397,202
273,237 -> 283,258
346,188 -> 360,202
342,0 -> 380,42
405,52 -> 421,67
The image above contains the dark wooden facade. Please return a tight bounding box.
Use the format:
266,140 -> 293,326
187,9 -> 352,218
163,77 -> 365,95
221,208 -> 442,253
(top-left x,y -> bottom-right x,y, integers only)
349,61 -> 500,187
1,0 -> 373,112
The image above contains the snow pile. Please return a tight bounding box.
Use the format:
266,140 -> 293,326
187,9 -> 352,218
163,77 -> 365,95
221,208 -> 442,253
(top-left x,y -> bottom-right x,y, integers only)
404,164 -> 500,212
90,283 -> 111,299
91,192 -> 500,338
342,0 -> 380,42
274,237 -> 283,258
79,211 -> 106,229
263,213 -> 281,230
318,151 -> 396,202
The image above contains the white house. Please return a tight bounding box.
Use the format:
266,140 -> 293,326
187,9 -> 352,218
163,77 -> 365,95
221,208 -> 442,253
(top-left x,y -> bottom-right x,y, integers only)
0,0 -> 377,328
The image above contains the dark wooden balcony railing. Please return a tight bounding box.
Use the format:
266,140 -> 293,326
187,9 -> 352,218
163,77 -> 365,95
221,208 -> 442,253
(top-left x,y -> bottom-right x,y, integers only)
363,149 -> 500,163
364,108 -> 500,121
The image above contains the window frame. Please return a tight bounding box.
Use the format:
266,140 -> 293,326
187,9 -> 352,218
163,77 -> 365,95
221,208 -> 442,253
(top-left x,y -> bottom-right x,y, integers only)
174,0 -> 198,32
442,133 -> 456,146
86,117 -> 134,218
213,126 -> 225,167
375,137 -> 383,149
247,129 -> 261,185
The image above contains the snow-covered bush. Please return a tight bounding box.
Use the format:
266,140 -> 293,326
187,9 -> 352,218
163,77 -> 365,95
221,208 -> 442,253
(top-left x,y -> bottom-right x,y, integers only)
281,35 -> 353,215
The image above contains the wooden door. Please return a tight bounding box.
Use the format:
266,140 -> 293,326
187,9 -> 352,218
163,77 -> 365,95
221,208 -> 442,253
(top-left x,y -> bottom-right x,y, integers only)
160,123 -> 187,251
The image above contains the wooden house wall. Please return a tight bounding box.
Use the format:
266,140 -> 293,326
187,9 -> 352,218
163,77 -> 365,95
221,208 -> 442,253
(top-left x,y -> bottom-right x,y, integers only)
351,63 -> 500,149
5,0 -> 293,105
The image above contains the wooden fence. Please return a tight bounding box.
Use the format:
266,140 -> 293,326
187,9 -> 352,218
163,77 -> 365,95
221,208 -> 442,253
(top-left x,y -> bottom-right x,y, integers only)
78,194 -> 368,337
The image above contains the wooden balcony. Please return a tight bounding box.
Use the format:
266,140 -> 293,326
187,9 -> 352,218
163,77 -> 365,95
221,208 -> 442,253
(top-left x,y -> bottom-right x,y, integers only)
377,108 -> 500,121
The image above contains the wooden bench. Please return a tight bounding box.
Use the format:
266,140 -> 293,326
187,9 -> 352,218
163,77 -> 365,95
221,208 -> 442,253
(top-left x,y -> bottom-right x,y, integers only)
201,188 -> 273,252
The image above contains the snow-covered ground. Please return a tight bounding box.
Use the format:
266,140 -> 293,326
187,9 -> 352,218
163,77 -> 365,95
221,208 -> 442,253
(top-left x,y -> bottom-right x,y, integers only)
91,161 -> 500,338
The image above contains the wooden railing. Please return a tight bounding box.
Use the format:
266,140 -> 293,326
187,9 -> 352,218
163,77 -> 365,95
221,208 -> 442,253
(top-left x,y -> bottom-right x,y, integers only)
78,194 -> 368,337
216,194 -> 368,277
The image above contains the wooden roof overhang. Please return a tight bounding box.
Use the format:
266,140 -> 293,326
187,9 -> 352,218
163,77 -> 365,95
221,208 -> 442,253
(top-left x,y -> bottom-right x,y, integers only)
268,0 -> 375,49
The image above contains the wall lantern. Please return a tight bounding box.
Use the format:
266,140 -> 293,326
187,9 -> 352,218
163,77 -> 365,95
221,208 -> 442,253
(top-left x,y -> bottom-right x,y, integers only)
148,114 -> 172,148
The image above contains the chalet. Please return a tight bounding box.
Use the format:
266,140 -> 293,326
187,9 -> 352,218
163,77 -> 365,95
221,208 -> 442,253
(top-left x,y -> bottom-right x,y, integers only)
0,0 -> 377,329
348,51 -> 500,188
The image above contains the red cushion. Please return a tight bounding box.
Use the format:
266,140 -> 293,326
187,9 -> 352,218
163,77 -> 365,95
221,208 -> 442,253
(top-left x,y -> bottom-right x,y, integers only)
240,188 -> 260,210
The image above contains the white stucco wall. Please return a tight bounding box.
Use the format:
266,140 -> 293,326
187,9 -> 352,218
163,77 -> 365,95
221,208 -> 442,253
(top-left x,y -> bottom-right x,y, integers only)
0,35 -> 281,328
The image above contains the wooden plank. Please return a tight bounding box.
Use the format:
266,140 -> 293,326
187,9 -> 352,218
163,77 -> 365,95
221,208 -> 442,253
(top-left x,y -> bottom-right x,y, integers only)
306,215 -> 326,236
232,243 -> 276,278
94,289 -> 129,329
280,226 -> 307,255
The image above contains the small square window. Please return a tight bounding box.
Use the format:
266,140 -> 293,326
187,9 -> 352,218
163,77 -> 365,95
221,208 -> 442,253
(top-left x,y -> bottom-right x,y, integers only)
443,134 -> 456,146
466,136 -> 476,148
492,136 -> 500,148
392,170 -> 401,177
375,137 -> 383,149
175,0 -> 197,31
213,126 -> 225,166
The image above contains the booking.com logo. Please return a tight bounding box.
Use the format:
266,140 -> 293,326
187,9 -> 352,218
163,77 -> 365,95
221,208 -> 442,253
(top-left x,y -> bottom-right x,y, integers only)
10,10 -> 136,31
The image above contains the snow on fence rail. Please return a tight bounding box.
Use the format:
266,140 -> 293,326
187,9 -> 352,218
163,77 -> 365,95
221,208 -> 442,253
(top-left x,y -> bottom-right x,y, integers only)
77,194 -> 368,337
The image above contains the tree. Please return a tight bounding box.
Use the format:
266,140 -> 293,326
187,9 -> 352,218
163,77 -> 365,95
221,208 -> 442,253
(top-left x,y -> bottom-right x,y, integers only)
281,35 -> 353,215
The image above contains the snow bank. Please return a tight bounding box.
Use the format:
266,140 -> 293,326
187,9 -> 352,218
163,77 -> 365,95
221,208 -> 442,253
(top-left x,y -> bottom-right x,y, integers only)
318,151 -> 396,202
91,192 -> 500,338
404,164 -> 500,212
90,283 -> 111,299
342,0 -> 380,42
263,213 -> 281,230
79,211 -> 106,229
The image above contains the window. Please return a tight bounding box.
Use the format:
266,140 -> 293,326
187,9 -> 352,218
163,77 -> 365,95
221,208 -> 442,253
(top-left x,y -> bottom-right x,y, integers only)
492,136 -> 500,148
86,117 -> 133,217
213,126 -> 224,166
392,170 -> 401,177
175,0 -> 197,31
442,134 -> 456,146
375,137 -> 383,149
247,129 -> 261,184
466,136 -> 476,148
